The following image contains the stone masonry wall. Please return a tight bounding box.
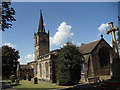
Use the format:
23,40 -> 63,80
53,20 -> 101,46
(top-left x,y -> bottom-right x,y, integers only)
92,40 -> 112,77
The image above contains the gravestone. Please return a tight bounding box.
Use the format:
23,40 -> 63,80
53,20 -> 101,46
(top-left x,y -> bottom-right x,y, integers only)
28,75 -> 31,81
24,76 -> 26,80
16,79 -> 19,84
10,75 -> 16,82
34,77 -> 38,84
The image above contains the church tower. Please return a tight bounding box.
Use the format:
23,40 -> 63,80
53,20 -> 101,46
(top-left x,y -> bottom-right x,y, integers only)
34,10 -> 49,61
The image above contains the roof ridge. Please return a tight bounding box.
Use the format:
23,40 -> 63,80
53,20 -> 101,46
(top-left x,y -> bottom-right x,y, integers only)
78,39 -> 102,55
80,39 -> 100,47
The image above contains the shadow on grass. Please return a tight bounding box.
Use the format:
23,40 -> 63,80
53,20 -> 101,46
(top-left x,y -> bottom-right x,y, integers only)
7,81 -> 12,84
65,79 -> 120,90
7,80 -> 21,87
11,83 -> 21,87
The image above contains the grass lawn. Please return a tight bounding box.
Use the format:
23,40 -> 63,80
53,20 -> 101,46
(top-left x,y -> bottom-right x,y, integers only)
7,79 -> 73,89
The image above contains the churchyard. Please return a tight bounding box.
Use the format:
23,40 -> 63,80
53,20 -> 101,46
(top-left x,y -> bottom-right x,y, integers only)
5,79 -> 120,89
6,79 -> 72,89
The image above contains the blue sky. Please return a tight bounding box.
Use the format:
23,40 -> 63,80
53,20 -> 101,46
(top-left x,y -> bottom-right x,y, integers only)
2,2 -> 119,64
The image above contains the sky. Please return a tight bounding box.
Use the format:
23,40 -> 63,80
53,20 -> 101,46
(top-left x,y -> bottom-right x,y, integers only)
2,2 -> 119,64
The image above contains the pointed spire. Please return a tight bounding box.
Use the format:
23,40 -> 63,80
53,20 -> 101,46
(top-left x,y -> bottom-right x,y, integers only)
38,10 -> 45,32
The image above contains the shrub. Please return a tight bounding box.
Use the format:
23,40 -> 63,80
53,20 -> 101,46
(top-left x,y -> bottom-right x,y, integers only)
57,42 -> 82,85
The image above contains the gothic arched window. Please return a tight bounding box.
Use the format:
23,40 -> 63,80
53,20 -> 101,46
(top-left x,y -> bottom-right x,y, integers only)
36,63 -> 38,75
45,62 -> 49,77
39,63 -> 42,77
98,47 -> 110,67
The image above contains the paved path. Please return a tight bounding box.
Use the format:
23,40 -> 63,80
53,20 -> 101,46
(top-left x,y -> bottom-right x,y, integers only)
1,80 -> 16,90
65,83 -> 115,90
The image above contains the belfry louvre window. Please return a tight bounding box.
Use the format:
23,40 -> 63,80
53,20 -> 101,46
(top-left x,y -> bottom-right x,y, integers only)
98,47 -> 110,67
45,62 -> 49,77
36,36 -> 37,45
39,63 -> 42,77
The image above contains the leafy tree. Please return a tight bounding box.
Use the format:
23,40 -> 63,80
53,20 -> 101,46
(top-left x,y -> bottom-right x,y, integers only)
57,42 -> 82,85
2,45 -> 20,77
1,2 -> 16,31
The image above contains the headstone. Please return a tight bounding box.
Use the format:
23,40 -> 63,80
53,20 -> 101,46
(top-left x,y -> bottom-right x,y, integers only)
10,75 -> 16,82
28,75 -> 31,81
34,77 -> 38,84
16,79 -> 19,84
24,76 -> 26,80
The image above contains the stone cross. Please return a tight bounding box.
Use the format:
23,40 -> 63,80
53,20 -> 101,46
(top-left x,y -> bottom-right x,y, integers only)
16,62 -> 20,79
15,62 -> 20,84
106,22 -> 119,55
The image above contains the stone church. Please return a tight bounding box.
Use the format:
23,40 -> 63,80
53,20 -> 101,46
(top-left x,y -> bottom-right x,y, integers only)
20,10 -> 116,83
79,38 -> 116,82
34,10 -> 59,83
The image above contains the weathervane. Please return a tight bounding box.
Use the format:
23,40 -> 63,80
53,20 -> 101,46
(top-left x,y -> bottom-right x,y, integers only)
106,22 -> 119,54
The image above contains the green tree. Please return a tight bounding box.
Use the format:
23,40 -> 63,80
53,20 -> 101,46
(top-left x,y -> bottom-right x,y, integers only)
1,2 -> 16,31
57,42 -> 82,85
2,45 -> 20,77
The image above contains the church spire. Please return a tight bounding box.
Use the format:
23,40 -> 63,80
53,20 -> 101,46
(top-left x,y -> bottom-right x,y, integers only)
38,10 -> 45,32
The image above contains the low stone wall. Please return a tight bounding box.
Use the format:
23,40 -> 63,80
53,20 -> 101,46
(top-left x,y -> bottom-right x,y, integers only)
99,75 -> 111,81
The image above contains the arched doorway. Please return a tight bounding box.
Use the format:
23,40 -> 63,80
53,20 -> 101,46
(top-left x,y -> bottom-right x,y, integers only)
98,47 -> 110,67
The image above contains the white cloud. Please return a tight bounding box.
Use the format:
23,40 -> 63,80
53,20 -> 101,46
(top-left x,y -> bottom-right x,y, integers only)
71,41 -> 74,44
18,58 -> 21,62
4,42 -> 16,48
25,54 -> 35,63
50,22 -> 74,46
98,23 -> 109,32
61,43 -> 67,48
76,42 -> 81,46
18,58 -> 27,64
18,54 -> 35,64
61,41 -> 81,47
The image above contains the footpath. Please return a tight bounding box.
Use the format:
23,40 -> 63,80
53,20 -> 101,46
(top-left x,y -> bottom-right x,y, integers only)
1,80 -> 16,90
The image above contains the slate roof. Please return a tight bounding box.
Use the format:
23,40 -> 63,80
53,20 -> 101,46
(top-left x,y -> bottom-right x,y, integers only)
78,39 -> 101,55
